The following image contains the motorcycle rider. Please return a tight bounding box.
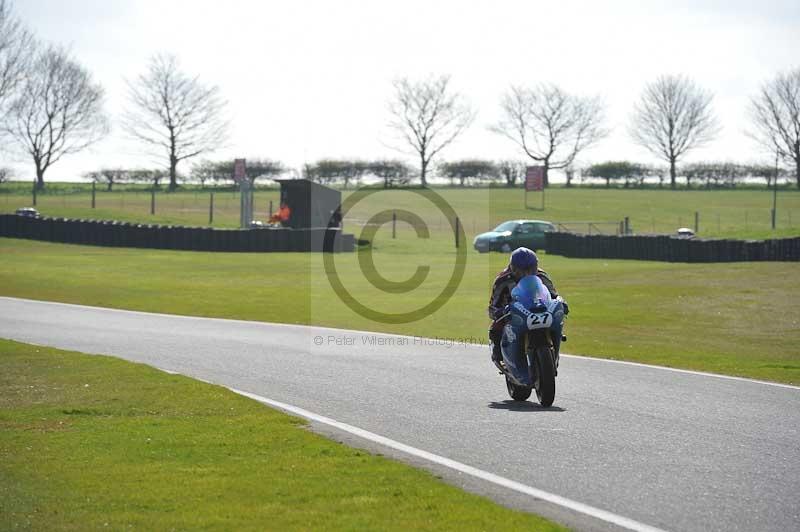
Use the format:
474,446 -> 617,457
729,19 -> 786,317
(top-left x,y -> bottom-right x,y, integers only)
487,247 -> 560,365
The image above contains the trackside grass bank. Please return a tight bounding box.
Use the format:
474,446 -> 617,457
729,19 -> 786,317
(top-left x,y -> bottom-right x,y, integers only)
0,339 -> 565,531
1,238 -> 799,384
3,185 -> 799,240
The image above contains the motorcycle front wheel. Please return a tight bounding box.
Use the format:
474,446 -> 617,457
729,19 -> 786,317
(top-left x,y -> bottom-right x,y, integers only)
506,375 -> 532,401
533,346 -> 556,407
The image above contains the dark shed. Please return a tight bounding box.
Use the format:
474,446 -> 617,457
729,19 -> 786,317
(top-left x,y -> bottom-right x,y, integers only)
277,179 -> 342,229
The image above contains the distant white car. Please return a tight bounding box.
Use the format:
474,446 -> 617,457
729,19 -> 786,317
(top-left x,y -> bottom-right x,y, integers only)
15,207 -> 40,218
676,227 -> 695,238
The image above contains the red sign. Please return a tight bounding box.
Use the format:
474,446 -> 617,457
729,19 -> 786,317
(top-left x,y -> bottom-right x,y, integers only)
525,166 -> 544,191
233,158 -> 247,183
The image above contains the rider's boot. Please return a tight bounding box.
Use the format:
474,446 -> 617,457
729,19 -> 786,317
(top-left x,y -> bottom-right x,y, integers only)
489,327 -> 504,370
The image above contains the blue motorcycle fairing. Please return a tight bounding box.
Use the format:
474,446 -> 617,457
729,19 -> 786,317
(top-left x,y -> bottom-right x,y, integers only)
500,299 -> 565,386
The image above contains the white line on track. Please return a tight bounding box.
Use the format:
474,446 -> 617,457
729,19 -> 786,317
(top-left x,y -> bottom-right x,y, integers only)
224,385 -> 667,532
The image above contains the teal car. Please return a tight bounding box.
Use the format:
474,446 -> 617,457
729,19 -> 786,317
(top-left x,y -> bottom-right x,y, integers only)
473,220 -> 556,253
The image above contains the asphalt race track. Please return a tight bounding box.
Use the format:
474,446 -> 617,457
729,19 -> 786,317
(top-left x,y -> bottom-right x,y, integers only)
1,296 -> 798,532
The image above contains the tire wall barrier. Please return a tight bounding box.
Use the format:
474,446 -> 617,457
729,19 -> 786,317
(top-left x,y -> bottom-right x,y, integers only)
544,232 -> 799,262
0,215 -> 355,253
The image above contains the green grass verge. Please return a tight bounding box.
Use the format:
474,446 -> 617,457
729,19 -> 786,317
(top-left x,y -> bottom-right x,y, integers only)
1,238 -> 799,385
0,339 -> 565,531
3,185 -> 799,239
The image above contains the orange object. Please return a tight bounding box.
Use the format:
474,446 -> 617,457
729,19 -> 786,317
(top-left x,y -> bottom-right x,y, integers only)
270,204 -> 291,224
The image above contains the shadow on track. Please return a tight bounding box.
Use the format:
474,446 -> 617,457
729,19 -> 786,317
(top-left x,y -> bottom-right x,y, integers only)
487,401 -> 567,412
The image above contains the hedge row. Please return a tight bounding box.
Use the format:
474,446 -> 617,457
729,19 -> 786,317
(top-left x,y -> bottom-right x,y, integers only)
0,215 -> 354,253
545,232 -> 799,262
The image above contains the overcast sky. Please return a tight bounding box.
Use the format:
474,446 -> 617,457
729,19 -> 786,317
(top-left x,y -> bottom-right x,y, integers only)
7,0 -> 800,182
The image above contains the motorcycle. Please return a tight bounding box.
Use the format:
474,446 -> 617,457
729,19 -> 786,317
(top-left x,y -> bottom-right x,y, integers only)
493,292 -> 567,407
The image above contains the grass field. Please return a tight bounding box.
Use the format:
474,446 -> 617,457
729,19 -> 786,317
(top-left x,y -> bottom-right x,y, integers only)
1,185 -> 798,529
3,183 -> 800,240
0,339 -> 564,531
1,237 -> 798,385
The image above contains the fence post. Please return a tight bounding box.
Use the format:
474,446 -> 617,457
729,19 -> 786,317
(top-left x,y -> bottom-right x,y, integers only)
694,211 -> 699,234
209,192 -> 214,225
91,181 -> 96,208
455,216 -> 460,248
247,185 -> 256,223
392,210 -> 396,239
32,181 -> 37,206
150,189 -> 155,215
624,216 -> 630,235
619,220 -> 624,235
269,200 -> 273,219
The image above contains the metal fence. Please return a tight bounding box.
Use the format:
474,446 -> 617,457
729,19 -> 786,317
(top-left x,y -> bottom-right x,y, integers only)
555,221 -> 623,235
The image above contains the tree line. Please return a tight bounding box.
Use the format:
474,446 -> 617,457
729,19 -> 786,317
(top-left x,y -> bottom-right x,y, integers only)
80,159 -> 413,190
582,161 -> 787,189
1,0 -> 799,191
436,159 -> 791,189
79,157 -> 788,191
296,158 -> 788,189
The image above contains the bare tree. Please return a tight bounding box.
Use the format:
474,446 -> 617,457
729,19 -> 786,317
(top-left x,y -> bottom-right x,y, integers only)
2,45 -> 108,189
0,1 -> 34,113
123,53 -> 229,191
438,159 -> 499,186
564,164 -> 576,188
366,159 -> 411,188
243,158 -> 286,186
84,167 -> 129,192
629,75 -> 719,189
584,161 -> 648,188
746,163 -> 786,188
303,159 -> 366,187
190,159 -> 222,188
748,68 -> 800,188
492,84 -> 607,187
192,158 -> 286,187
387,75 -> 475,187
497,160 -> 526,187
